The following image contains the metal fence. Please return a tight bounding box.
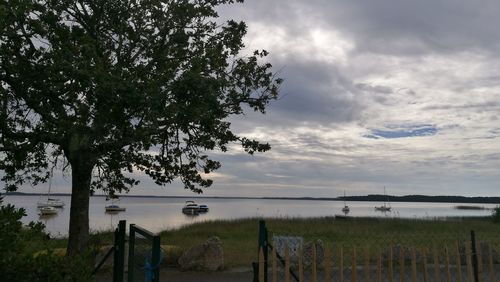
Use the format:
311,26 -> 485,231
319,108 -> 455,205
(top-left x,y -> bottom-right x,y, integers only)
255,219 -> 500,282
127,224 -> 161,282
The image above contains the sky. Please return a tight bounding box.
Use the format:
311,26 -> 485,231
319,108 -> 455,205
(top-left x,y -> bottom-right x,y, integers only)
17,0 -> 500,198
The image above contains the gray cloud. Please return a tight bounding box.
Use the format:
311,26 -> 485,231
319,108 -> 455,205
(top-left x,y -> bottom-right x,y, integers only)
13,1 -> 500,198
222,0 -> 500,56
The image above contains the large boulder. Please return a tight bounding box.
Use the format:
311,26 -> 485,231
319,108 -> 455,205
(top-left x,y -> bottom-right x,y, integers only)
178,236 -> 224,271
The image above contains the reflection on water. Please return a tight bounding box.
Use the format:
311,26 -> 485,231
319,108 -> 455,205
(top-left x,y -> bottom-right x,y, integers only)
3,195 -> 496,237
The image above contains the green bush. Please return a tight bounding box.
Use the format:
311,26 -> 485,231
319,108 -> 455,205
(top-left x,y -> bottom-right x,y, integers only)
0,195 -> 93,281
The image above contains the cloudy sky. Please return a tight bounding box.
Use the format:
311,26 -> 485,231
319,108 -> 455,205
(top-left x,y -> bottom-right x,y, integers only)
23,0 -> 500,198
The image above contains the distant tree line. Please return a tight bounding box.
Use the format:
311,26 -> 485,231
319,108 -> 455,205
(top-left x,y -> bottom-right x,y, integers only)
341,194 -> 500,204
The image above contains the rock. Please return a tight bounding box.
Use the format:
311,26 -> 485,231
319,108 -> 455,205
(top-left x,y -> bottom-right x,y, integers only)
178,236 -> 224,271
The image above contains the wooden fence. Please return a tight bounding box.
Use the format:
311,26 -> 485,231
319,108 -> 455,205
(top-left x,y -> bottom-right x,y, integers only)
257,242 -> 498,282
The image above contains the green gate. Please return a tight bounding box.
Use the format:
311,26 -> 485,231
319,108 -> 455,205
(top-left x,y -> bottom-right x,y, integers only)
127,224 -> 162,282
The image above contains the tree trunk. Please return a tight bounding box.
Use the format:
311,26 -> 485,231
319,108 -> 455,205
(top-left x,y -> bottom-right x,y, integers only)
66,158 -> 93,257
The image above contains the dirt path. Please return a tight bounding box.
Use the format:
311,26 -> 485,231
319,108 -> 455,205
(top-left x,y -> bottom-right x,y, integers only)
95,267 -> 254,282
161,267 -> 253,282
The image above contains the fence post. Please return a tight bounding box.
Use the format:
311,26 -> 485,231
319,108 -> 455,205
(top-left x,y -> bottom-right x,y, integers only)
113,220 -> 126,282
128,224 -> 136,282
257,220 -> 268,282
151,235 -> 161,282
471,230 -> 479,282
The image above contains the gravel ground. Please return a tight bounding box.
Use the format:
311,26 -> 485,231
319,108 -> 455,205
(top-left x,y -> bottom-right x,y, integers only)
95,267 -> 254,282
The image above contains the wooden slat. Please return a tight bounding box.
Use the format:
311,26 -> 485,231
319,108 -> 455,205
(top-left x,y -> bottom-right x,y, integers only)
259,247 -> 265,282
388,246 -> 393,282
364,247 -> 370,282
477,241 -> 484,282
399,247 -> 405,282
423,247 -> 429,282
445,247 -> 451,282
312,243 -> 317,282
324,248 -> 331,282
340,247 -> 344,282
488,244 -> 494,282
377,249 -> 382,282
455,243 -> 462,282
285,244 -> 290,282
433,246 -> 440,282
466,243 -> 473,282
298,246 -> 304,282
411,248 -> 417,282
272,246 -> 277,282
352,247 -> 357,282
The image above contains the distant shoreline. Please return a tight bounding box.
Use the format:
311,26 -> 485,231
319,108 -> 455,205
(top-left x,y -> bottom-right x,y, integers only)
4,191 -> 500,204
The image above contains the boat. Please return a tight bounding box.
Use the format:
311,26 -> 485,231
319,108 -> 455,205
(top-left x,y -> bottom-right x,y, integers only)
37,172 -> 65,208
341,190 -> 350,214
198,204 -> 209,212
375,186 -> 391,212
39,206 -> 58,215
105,205 -> 126,212
182,201 -> 199,215
37,198 -> 65,208
105,198 -> 125,212
375,204 -> 391,212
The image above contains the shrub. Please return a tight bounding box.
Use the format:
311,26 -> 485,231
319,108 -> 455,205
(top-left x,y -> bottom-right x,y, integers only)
0,195 -> 93,281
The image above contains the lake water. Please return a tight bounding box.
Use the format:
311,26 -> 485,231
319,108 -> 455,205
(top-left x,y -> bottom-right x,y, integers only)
3,195 -> 497,237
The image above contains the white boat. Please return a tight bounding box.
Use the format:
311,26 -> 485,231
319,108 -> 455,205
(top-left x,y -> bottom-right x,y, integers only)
105,198 -> 125,212
39,206 -> 58,215
37,198 -> 65,208
341,190 -> 350,213
375,186 -> 391,212
37,172 -> 65,208
105,205 -> 126,212
182,201 -> 199,215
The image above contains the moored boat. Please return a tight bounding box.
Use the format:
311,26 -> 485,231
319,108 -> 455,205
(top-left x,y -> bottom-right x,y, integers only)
105,205 -> 126,212
39,206 -> 58,215
37,172 -> 65,208
341,190 -> 350,214
182,201 -> 199,215
375,186 -> 391,212
342,205 -> 350,213
105,198 -> 125,212
374,205 -> 391,212
37,198 -> 65,208
198,204 -> 209,212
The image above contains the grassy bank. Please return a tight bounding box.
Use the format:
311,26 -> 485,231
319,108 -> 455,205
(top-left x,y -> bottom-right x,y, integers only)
159,216 -> 500,268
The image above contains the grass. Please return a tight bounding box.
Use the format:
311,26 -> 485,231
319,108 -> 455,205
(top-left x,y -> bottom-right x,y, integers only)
159,216 -> 500,268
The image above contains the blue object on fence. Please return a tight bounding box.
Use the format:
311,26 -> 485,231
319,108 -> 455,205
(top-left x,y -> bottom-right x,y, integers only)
142,250 -> 164,282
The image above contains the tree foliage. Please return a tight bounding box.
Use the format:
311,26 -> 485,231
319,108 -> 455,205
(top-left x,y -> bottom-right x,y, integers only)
0,0 -> 281,254
0,0 -> 281,194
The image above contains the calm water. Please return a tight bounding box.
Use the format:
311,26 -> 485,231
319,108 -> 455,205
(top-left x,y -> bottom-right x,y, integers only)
3,195 -> 497,237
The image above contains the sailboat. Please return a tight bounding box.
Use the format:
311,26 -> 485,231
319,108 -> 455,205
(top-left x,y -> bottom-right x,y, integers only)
37,171 -> 65,208
39,206 -> 58,216
341,190 -> 350,213
105,197 -> 126,212
375,186 -> 391,212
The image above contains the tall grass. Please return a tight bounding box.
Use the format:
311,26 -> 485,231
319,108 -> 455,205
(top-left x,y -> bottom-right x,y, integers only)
159,216 -> 500,268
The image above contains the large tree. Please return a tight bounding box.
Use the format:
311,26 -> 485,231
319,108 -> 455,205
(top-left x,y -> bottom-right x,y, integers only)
0,0 -> 281,256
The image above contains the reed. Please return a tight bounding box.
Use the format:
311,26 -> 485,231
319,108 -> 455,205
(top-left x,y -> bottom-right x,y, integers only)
158,217 -> 500,267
